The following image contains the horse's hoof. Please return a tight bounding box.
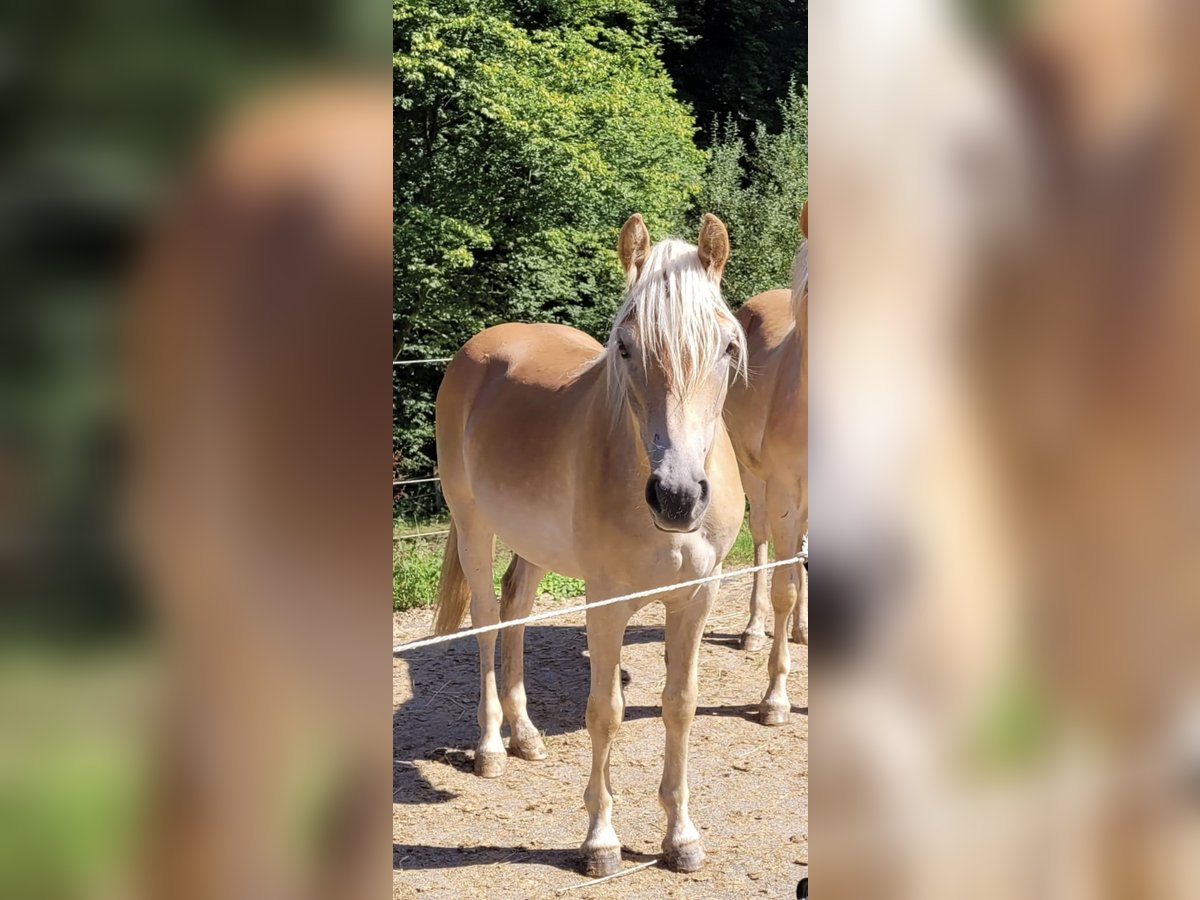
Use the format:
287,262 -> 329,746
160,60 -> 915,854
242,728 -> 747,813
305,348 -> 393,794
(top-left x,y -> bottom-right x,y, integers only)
473,750 -> 507,778
581,847 -> 622,878
508,733 -> 547,761
663,841 -> 705,873
741,631 -> 767,652
760,702 -> 790,726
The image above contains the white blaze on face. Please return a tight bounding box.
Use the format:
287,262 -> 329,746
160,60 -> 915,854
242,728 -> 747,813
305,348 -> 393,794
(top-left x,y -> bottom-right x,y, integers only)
608,232 -> 742,529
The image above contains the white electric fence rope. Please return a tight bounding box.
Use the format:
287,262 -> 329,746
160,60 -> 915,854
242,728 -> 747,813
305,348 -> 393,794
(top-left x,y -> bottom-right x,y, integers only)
393,476 -> 442,486
394,357 -> 453,366
391,552 -> 807,654
394,529 -> 451,541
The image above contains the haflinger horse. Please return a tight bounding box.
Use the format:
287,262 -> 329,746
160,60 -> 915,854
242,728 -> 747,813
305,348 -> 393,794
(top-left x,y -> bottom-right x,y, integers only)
431,213 -> 747,876
723,201 -> 808,725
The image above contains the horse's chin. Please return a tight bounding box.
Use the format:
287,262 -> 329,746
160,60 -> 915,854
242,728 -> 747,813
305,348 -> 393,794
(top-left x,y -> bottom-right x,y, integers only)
651,518 -> 702,535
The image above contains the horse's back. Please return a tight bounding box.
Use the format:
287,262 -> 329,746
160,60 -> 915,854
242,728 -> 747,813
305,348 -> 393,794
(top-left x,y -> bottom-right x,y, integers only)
437,323 -> 603,431
458,322 -> 602,384
435,323 -> 604,571
736,289 -> 795,356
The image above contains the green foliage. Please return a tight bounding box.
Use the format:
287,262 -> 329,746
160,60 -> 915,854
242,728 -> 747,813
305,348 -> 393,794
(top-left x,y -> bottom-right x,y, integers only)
726,519 -> 758,567
539,571 -> 586,598
393,527 -> 586,610
697,83 -> 807,305
394,0 -> 704,481
392,0 -> 809,527
662,0 -> 807,144
393,539 -> 445,612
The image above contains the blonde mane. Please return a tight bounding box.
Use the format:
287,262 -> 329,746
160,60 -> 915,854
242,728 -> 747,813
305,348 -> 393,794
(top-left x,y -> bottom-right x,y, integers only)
790,237 -> 808,324
605,237 -> 747,411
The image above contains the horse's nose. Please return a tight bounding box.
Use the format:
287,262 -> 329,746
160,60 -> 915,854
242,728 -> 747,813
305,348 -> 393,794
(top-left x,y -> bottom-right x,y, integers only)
645,475 -> 709,526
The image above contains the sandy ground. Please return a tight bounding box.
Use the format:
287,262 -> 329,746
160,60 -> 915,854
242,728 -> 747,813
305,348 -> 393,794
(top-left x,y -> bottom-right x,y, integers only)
392,580 -> 808,899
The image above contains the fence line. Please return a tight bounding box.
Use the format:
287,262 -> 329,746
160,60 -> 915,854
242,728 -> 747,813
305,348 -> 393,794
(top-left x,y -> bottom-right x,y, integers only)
393,476 -> 442,486
391,552 -> 807,654
394,357 -> 453,367
394,529 -> 451,542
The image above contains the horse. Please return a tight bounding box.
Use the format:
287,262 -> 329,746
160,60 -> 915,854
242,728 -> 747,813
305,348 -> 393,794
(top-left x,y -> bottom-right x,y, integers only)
127,80 -> 393,899
723,201 -> 809,725
431,213 -> 747,876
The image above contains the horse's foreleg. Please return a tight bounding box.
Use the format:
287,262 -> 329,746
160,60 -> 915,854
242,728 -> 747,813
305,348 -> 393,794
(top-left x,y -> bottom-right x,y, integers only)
741,469 -> 771,652
762,505 -> 802,725
580,597 -> 632,877
500,555 -> 547,761
660,582 -> 716,872
457,525 -> 506,777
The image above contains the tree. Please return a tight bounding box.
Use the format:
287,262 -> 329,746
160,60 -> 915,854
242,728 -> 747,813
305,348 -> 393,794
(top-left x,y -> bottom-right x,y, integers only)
393,0 -> 704,483
662,0 -> 807,145
697,83 -> 807,305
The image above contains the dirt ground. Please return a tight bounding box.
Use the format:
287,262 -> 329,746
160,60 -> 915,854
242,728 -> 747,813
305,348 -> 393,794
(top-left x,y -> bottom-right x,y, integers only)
393,580 -> 808,899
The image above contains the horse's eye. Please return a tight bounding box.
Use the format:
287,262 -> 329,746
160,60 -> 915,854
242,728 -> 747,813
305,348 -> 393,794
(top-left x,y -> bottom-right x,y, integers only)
618,340 -> 630,359
725,341 -> 736,357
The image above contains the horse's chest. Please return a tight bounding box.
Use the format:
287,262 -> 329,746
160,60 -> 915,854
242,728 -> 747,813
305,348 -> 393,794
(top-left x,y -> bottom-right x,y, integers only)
623,536 -> 720,588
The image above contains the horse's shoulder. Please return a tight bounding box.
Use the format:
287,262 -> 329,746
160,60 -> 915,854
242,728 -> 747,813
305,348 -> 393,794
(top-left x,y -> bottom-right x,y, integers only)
736,289 -> 792,332
736,290 -> 794,355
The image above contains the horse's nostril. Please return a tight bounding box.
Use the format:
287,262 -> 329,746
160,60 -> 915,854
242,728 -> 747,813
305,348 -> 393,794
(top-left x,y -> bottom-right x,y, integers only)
647,475 -> 707,523
645,476 -> 663,514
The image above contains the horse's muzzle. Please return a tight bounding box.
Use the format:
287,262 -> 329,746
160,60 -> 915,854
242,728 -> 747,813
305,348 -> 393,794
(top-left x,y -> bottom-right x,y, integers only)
646,474 -> 710,532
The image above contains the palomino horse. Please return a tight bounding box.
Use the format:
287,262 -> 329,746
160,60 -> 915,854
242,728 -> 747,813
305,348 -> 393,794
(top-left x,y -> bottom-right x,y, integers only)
723,201 -> 808,725
432,213 -> 746,876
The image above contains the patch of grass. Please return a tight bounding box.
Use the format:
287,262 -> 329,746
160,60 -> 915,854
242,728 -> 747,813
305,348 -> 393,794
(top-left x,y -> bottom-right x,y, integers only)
727,514 -> 774,568
727,522 -> 757,567
538,571 -> 586,598
393,524 -> 587,610
393,540 -> 443,612
0,652 -> 152,900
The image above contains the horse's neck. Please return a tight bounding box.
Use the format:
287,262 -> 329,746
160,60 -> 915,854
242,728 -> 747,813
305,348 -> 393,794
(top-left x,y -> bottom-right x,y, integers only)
579,359 -> 649,481
789,294 -> 807,385
769,324 -> 807,450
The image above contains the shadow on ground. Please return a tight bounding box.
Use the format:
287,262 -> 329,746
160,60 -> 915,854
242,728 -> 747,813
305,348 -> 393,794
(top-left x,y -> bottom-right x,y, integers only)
394,619 -> 809,802
393,841 -> 660,873
394,621 -> 664,805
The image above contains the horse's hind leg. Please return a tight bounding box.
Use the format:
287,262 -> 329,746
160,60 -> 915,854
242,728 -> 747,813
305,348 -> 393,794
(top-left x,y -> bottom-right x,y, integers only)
790,484 -> 809,644
761,495 -> 803,725
500,555 -> 548,761
740,468 -> 771,652
455,519 -> 507,777
791,549 -> 809,645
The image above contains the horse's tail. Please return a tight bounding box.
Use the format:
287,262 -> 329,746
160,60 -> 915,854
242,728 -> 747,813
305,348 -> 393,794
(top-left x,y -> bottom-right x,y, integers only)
432,519 -> 471,636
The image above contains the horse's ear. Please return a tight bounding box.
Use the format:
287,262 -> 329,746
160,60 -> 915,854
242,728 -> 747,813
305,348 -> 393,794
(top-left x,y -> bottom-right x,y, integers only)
799,200 -> 808,239
697,213 -> 730,281
618,213 -> 651,286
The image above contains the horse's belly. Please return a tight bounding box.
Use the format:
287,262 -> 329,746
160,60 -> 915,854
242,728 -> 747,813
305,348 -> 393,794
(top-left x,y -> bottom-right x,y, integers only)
470,479 -> 582,577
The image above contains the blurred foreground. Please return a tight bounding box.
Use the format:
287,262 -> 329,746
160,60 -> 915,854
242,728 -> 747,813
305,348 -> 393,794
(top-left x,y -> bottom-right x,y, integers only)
0,2 -> 390,898
6,0 -> 1200,896
812,0 -> 1200,897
